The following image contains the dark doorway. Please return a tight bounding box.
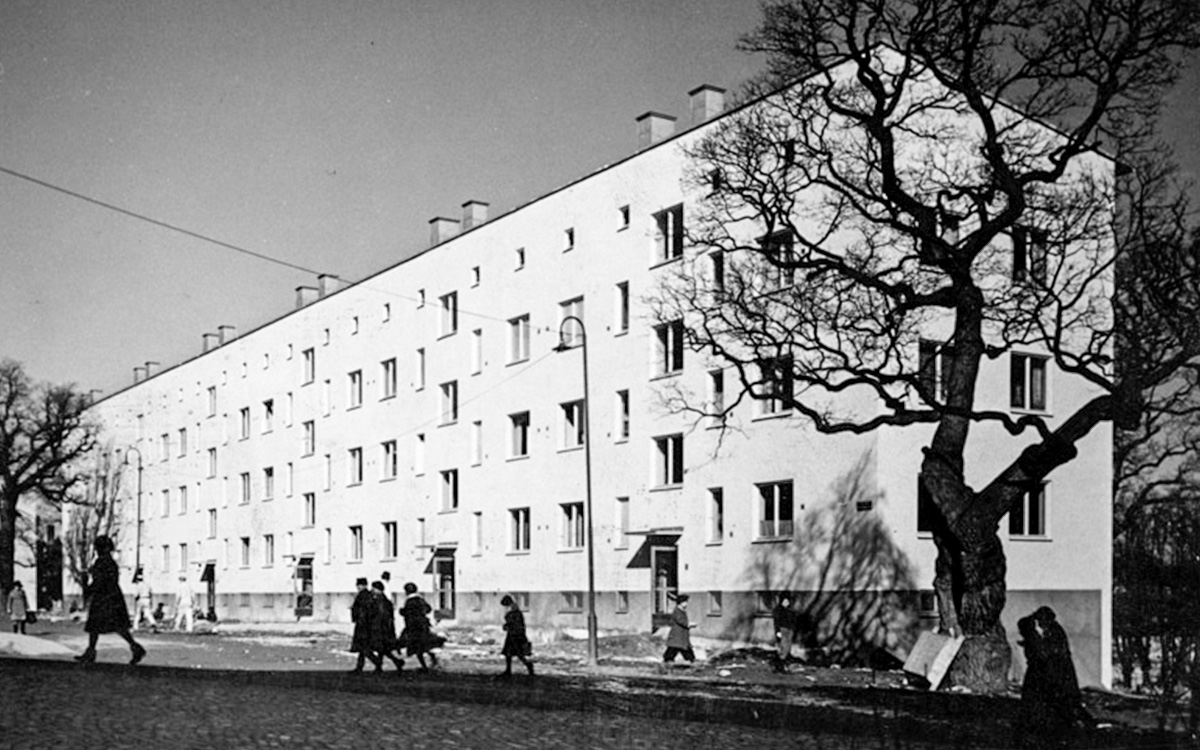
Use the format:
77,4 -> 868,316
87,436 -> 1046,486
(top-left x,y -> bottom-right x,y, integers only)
651,546 -> 678,630
294,556 -> 314,618
431,552 -> 455,621
200,562 -> 217,620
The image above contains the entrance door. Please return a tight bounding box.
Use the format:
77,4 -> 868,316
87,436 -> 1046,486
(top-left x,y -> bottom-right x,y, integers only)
294,557 -> 314,618
201,562 -> 217,620
650,546 -> 678,630
432,556 -> 455,621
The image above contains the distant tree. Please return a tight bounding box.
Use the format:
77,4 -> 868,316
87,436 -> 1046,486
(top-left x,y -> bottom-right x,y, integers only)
652,0 -> 1200,692
63,445 -> 125,597
0,360 -> 97,598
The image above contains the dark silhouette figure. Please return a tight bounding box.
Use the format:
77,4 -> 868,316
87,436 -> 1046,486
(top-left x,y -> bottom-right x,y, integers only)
75,536 -> 145,665
772,593 -> 797,673
1017,606 -> 1093,747
496,594 -> 534,678
348,577 -> 382,673
398,582 -> 444,672
371,581 -> 405,672
663,594 -> 696,664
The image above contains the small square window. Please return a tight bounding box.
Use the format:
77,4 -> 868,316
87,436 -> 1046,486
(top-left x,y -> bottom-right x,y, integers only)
561,591 -> 583,612
616,590 -> 629,613
708,591 -> 723,616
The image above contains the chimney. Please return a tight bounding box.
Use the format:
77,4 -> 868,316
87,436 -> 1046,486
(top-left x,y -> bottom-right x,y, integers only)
295,285 -> 319,309
144,361 -> 160,377
317,274 -> 342,298
429,216 -> 460,247
133,366 -> 146,384
689,85 -> 725,126
202,333 -> 221,353
218,325 -> 237,344
636,112 -> 677,150
461,200 -> 489,230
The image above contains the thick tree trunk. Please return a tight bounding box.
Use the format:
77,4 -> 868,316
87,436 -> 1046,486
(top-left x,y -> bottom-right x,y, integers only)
0,491 -> 17,596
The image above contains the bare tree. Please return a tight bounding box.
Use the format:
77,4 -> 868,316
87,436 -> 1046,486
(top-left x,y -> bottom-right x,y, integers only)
64,445 -> 125,597
0,359 -> 97,598
652,0 -> 1200,692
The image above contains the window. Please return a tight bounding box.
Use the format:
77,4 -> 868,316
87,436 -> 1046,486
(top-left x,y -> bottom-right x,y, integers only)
1012,226 -> 1048,285
564,227 -> 575,251
1010,353 -> 1048,411
654,434 -> 684,487
415,348 -> 426,390
262,399 -> 274,433
711,251 -> 725,292
757,355 -> 794,416
708,591 -> 723,616
562,502 -> 585,549
303,493 -> 316,527
618,204 -> 630,230
471,266 -> 481,287
441,469 -> 459,511
161,489 -> 170,517
162,544 -> 170,571
178,485 -> 188,514
240,537 -> 251,567
615,497 -> 629,549
440,381 -> 459,424
514,247 -> 526,270
348,447 -> 363,485
561,591 -> 583,611
324,454 -> 332,490
472,512 -> 483,556
351,316 -> 359,335
239,407 -> 250,440
616,590 -> 630,613
510,411 -> 530,458
757,480 -> 795,539
321,379 -> 330,416
349,526 -> 363,561
762,231 -> 796,288
285,392 -> 293,426
654,320 -> 685,375
1009,482 -> 1048,537
654,203 -> 685,263
708,168 -> 724,194
383,302 -> 391,322
208,448 -> 218,477
440,291 -> 458,336
263,534 -> 275,567
208,509 -> 217,539
709,370 -> 725,424
240,473 -> 251,504
207,386 -> 217,416
471,329 -> 483,374
708,488 -> 724,543
415,434 -> 426,475
508,315 -> 530,363
381,358 -> 397,399
510,508 -> 531,552
614,282 -> 630,334
160,433 -> 170,461
286,462 -> 293,497
615,390 -> 630,441
178,428 -> 188,456
559,297 -> 585,347
382,440 -> 398,480
302,348 -> 315,384
417,288 -> 426,307
302,421 -> 316,456
918,339 -> 956,403
561,400 -> 586,448
471,420 -> 482,466
348,370 -> 363,409
263,467 -> 274,499
383,521 -> 398,559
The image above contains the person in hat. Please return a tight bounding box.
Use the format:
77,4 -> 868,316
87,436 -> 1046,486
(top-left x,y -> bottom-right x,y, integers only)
663,594 -> 696,665
6,581 -> 29,634
75,535 -> 146,665
398,582 -> 444,672
370,581 -> 405,672
497,594 -> 534,678
348,577 -> 382,673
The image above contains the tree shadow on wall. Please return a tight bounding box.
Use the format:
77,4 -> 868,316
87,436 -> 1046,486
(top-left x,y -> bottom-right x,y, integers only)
727,451 -> 922,667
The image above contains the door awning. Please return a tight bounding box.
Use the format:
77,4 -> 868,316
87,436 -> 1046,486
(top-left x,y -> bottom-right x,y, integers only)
200,562 -> 216,583
625,528 -> 682,569
423,545 -> 456,574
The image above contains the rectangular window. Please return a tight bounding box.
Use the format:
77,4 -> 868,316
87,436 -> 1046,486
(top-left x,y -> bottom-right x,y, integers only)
708,591 -> 723,616
615,496 -> 629,549
349,526 -> 363,561
302,421 -> 315,456
286,462 -> 294,497
208,509 -> 217,539
654,434 -> 684,486
615,390 -> 630,441
161,433 -> 170,461
757,355 -> 794,416
382,440 -> 398,480
418,289 -> 426,308
762,231 -> 796,288
240,473 -> 251,505
514,247 -> 526,270
240,537 -> 251,567
564,227 -> 575,251
207,386 -> 217,416
303,493 -> 316,527
472,512 -> 483,556
348,370 -> 363,409
383,302 -> 391,322
262,399 -> 274,433
510,411 -> 530,458
178,485 -> 188,515
383,521 -> 398,559
561,400 -> 586,448
471,266 -> 481,287
321,379 -> 331,416
285,392 -> 293,427
1012,226 -> 1048,284
711,251 -> 725,292
709,370 -> 725,423
263,534 -> 275,567
178,427 -> 188,456
708,487 -> 724,543
1010,353 -> 1048,411
757,480 -> 795,539
440,291 -> 459,336
323,454 -> 332,491
348,447 -> 363,485
508,315 -> 531,363
441,469 -> 459,511
510,507 -> 531,552
618,204 -> 630,230
239,407 -> 250,440
471,329 -> 483,374
208,447 -> 217,478
616,590 -> 630,613
655,320 -> 685,375
654,203 -> 685,262
615,282 -> 630,334
561,591 -> 583,612
562,502 -> 585,549
918,339 -> 956,403
559,297 -> 585,347
415,348 -> 426,390
440,381 -> 459,424
471,420 -> 482,466
302,348 -> 315,384
162,544 -> 170,571
180,544 -> 190,572
1009,482 -> 1048,537
381,358 -> 397,399
263,467 -> 274,499
161,488 -> 170,517
415,434 -> 426,475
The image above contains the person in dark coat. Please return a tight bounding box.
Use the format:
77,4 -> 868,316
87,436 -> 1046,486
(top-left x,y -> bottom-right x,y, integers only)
398,582 -> 444,671
349,577 -> 382,673
663,594 -> 696,664
75,535 -> 146,665
7,581 -> 29,634
772,593 -> 797,673
497,594 -> 534,678
370,580 -> 405,672
1017,606 -> 1093,746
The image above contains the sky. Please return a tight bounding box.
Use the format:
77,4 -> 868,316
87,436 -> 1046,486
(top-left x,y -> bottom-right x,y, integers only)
1,1 -> 1197,397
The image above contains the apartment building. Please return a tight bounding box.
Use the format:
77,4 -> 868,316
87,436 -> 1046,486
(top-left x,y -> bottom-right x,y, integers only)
85,71 -> 1113,686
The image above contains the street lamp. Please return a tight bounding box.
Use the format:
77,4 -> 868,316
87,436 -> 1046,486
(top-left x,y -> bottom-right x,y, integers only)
554,315 -> 598,666
120,446 -> 144,574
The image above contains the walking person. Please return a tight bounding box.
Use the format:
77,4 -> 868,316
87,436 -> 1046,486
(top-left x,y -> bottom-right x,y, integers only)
7,581 -> 29,634
496,594 -> 534,678
772,593 -> 797,674
173,572 -> 195,633
132,570 -> 155,632
75,535 -> 146,665
398,582 -> 443,671
348,577 -> 382,673
371,580 -> 405,673
662,594 -> 696,665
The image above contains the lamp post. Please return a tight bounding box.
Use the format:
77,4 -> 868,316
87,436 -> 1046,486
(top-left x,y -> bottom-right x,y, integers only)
120,446 -> 144,574
554,315 -> 598,666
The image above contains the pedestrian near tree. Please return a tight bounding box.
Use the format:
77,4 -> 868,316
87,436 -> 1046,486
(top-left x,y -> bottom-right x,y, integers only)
663,594 -> 696,665
398,582 -> 443,671
75,535 -> 146,665
7,581 -> 29,635
497,594 -> 534,678
772,593 -> 797,674
371,581 -> 405,673
173,572 -> 195,633
132,570 -> 155,632
349,577 -> 382,673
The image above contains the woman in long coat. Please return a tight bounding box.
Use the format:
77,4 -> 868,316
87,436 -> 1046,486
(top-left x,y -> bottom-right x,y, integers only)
497,594 -> 534,678
76,535 -> 146,664
349,577 -> 382,673
662,594 -> 696,664
370,580 -> 405,672
7,581 -> 29,634
398,582 -> 443,671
